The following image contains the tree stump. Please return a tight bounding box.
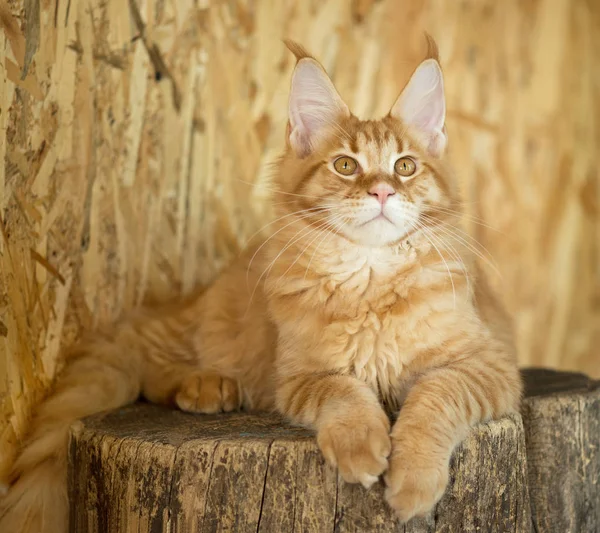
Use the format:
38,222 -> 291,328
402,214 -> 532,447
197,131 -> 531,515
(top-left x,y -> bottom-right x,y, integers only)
68,369 -> 600,533
521,369 -> 600,533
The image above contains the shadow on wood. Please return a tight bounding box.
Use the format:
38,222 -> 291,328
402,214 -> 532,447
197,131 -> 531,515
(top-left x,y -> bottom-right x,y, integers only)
68,369 -> 600,532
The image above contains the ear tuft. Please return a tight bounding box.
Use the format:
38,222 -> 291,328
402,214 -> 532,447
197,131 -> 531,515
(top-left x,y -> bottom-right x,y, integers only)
390,58 -> 447,156
424,32 -> 440,62
283,39 -> 313,62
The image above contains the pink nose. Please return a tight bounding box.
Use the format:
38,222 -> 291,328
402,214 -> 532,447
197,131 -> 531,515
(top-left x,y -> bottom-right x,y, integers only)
368,183 -> 396,205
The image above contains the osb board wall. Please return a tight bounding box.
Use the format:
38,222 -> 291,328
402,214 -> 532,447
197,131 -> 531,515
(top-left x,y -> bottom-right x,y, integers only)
0,0 -> 598,475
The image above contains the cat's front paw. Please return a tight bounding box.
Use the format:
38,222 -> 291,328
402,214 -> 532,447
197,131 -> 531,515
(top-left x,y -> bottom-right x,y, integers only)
384,451 -> 449,522
317,408 -> 391,488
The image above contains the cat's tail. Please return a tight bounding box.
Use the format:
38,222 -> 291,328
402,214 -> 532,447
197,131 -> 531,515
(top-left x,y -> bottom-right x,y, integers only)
0,325 -> 149,533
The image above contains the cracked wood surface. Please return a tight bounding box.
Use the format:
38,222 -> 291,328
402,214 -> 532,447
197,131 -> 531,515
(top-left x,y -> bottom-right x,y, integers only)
521,369 -> 600,533
69,409 -> 530,533
68,369 -> 600,532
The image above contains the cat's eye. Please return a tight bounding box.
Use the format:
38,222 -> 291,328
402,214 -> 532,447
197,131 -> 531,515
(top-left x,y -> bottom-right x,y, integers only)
394,157 -> 416,177
333,156 -> 358,176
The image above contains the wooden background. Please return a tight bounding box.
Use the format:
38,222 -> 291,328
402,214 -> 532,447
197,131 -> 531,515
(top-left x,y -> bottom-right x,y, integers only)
0,0 -> 598,478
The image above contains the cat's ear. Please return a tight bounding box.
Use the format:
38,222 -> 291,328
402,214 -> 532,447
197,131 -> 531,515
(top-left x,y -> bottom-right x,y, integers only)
389,59 -> 447,156
286,44 -> 350,157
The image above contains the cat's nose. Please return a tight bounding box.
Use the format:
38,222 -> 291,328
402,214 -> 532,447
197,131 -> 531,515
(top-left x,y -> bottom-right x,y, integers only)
368,183 -> 396,206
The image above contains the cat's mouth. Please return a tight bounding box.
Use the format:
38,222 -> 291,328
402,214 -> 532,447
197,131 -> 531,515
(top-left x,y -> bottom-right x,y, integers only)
358,213 -> 394,227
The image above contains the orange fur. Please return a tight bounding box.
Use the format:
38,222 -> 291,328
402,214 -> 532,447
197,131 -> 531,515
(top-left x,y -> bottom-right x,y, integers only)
0,40 -> 521,530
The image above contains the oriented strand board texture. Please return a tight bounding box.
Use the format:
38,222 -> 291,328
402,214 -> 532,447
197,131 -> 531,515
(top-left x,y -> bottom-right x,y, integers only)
0,0 -> 598,476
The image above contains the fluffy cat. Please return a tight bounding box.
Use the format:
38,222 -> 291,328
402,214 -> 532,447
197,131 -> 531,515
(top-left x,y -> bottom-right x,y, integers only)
0,40 -> 522,531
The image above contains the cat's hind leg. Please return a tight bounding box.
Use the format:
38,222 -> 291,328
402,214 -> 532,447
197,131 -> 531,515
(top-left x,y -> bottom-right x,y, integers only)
174,372 -> 242,414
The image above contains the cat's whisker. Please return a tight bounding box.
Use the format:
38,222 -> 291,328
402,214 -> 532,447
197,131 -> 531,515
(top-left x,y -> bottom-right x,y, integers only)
265,213 -> 347,284
245,209 -> 347,315
429,219 -> 497,262
253,225 -> 318,297
409,218 -> 458,309
419,211 -> 492,250
245,207 -> 337,288
421,205 -> 502,232
244,223 -> 314,317
425,209 -> 491,228
425,204 -> 487,221
242,204 -> 341,249
427,224 -> 500,285
275,213 -> 348,287
419,214 -> 501,278
439,221 -> 502,261
303,217 -> 347,281
410,215 -> 473,297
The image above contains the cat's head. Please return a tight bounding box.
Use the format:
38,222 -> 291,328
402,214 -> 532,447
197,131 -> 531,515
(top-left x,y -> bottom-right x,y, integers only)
276,40 -> 457,249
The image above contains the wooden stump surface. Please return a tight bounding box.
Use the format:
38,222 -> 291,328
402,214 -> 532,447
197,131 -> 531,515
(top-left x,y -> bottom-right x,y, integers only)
521,369 -> 600,533
68,369 -> 600,533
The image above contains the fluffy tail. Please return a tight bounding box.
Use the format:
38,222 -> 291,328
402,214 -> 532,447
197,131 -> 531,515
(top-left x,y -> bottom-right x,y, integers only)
0,327 -> 145,532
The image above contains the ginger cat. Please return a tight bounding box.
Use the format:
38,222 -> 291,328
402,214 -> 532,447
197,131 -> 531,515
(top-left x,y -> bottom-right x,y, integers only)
0,40 -> 522,531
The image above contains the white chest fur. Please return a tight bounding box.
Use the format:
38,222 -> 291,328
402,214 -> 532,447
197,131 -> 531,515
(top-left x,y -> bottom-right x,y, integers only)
309,242 -> 466,405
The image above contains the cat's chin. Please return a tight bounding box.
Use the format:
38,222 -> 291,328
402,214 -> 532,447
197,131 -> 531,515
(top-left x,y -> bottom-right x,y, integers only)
341,218 -> 412,248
